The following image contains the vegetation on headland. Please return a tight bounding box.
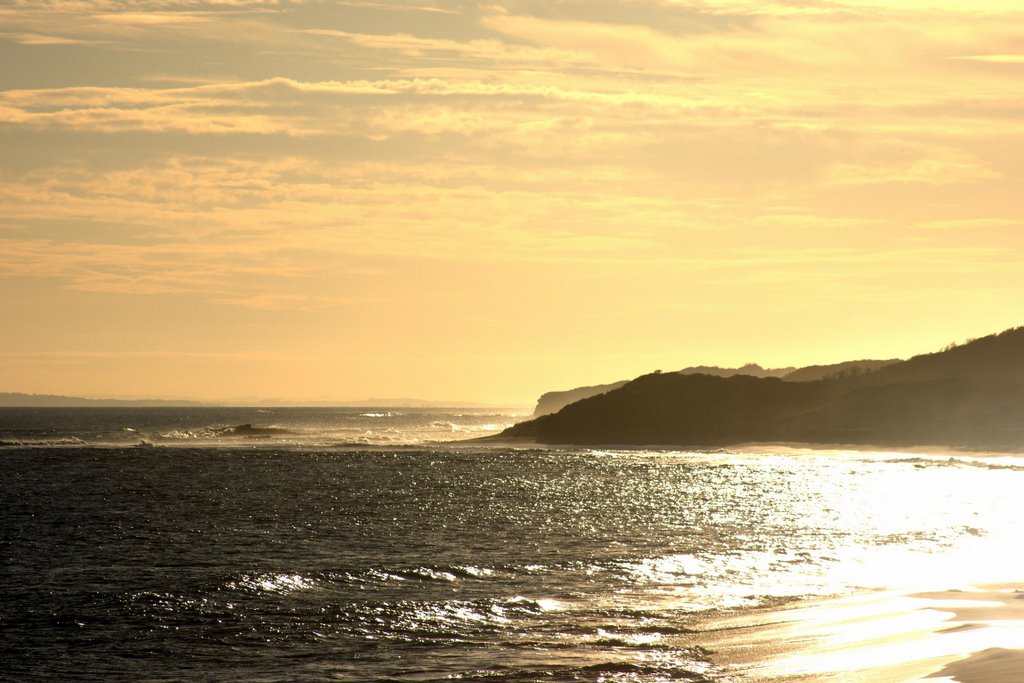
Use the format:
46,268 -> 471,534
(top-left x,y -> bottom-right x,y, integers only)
532,360 -> 898,416
506,327 -> 1024,451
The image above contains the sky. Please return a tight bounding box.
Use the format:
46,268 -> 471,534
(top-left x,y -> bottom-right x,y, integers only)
1,0 -> 1023,405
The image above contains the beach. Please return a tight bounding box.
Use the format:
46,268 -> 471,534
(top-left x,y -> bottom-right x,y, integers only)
702,584 -> 1024,682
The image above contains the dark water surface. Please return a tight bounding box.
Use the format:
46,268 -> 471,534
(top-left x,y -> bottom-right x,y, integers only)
3,409 -> 1023,681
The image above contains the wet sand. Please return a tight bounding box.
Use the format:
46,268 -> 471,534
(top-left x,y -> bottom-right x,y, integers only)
699,584 -> 1024,682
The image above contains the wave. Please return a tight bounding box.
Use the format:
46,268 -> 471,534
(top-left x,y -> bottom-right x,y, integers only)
449,659 -> 714,682
0,407 -> 519,450
336,595 -> 559,640
215,423 -> 293,437
881,455 -> 1024,472
431,421 -> 514,433
158,423 -> 293,440
0,436 -> 88,447
345,564 -> 500,586
225,572 -> 318,595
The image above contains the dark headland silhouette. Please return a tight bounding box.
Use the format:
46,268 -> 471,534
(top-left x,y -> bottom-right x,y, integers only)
502,326 -> 1024,451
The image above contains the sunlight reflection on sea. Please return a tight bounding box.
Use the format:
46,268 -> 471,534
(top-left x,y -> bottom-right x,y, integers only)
3,408 -> 1024,681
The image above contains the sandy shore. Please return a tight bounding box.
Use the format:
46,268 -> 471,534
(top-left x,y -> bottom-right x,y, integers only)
697,584 -> 1024,682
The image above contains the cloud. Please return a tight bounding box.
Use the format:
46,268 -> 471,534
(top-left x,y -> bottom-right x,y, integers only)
0,76 -> 757,141
333,1 -> 457,13
211,293 -> 344,311
0,31 -> 103,45
3,70 -> 1009,150
665,0 -> 1024,16
11,147 -> 1010,325
91,11 -> 211,25
2,0 -> 1023,149
480,12 -> 702,72
0,2 -> 297,57
913,218 -> 1020,230
952,54 -> 1024,63
825,154 -> 999,186
0,105 -> 301,135
0,153 -> 673,314
750,214 -> 882,231
300,28 -> 583,66
0,81 -> 325,135
0,3 -> 1021,280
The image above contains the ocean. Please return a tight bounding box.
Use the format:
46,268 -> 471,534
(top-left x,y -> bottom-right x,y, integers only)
3,407 -> 1023,681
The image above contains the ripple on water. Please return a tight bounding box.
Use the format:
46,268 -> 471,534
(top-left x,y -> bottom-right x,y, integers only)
4,443 -> 1024,681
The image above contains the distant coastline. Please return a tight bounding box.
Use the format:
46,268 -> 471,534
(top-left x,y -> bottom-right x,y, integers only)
0,393 -> 205,408
475,434 -> 1024,456
0,392 -> 521,410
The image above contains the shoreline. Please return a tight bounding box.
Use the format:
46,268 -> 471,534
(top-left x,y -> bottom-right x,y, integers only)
468,434 -> 1024,457
695,583 -> 1024,682
462,434 -> 1024,679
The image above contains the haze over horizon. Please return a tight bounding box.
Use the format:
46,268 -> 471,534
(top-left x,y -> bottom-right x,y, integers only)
3,0 -> 1023,405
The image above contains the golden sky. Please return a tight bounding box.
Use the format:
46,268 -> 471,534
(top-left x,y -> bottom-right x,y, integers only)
2,0 -> 1023,404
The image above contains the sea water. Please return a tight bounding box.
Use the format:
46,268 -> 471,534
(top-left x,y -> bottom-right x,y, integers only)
3,407 -> 1024,681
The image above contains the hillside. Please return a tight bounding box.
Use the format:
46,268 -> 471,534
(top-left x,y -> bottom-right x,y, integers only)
533,381 -> 629,417
505,327 -> 1024,451
533,364 -> 801,416
781,359 -> 899,382
532,360 -> 895,416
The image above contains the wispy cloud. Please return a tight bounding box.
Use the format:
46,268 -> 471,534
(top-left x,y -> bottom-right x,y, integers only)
667,0 -> 1024,16
212,293 -> 345,311
826,156 -> 1000,186
913,218 -> 1021,231
0,31 -> 104,45
91,11 -> 212,25
299,27 -> 585,67
952,54 -> 1024,63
